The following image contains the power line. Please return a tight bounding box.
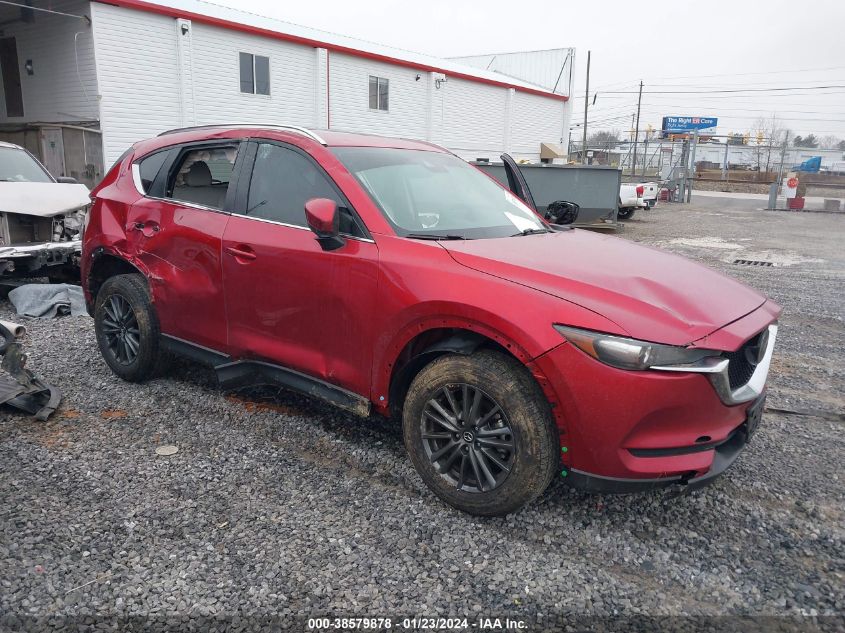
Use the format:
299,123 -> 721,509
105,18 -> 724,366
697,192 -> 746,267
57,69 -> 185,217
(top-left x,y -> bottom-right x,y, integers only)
588,66 -> 845,91
601,85 -> 845,94
594,91 -> 845,101
626,65 -> 845,82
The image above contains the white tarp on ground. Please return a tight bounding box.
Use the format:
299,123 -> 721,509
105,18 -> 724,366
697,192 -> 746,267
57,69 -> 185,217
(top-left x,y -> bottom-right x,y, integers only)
0,183 -> 90,217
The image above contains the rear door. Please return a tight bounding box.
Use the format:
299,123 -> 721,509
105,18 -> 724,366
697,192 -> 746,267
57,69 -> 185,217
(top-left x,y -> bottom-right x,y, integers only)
221,140 -> 379,396
126,141 -> 243,352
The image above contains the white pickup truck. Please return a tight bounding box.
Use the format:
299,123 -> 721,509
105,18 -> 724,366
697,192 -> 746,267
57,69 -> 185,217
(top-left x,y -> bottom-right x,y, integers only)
618,181 -> 659,220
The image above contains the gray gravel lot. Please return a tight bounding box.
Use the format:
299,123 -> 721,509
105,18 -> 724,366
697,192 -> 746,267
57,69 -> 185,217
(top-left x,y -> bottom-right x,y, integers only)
1,197 -> 843,631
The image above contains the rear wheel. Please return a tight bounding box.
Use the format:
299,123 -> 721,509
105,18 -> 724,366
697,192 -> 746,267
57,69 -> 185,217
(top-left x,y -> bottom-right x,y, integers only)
403,349 -> 559,516
617,207 -> 636,220
94,273 -> 164,382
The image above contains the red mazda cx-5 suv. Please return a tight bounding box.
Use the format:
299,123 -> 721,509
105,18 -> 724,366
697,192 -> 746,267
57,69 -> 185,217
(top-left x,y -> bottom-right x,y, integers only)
82,125 -> 780,516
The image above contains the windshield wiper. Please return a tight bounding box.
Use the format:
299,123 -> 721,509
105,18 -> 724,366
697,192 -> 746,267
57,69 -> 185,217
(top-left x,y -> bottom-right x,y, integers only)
511,227 -> 551,237
404,233 -> 467,240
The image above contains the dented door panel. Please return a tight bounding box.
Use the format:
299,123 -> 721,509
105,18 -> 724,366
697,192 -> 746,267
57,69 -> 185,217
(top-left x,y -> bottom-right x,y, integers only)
222,215 -> 379,396
125,196 -> 229,352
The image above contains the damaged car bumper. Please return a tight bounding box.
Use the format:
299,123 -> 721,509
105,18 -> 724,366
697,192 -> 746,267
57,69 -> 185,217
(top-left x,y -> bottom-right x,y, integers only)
0,240 -> 81,277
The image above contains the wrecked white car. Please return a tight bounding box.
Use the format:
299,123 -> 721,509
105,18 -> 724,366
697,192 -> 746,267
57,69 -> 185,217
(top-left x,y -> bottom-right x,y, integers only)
0,141 -> 89,281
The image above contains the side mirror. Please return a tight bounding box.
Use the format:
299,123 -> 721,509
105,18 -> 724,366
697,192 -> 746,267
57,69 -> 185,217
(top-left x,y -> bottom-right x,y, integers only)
304,198 -> 345,251
544,200 -> 580,225
56,176 -> 79,184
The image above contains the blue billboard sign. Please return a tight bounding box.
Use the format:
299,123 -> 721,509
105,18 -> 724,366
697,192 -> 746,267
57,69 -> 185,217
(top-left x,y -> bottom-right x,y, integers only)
662,116 -> 718,133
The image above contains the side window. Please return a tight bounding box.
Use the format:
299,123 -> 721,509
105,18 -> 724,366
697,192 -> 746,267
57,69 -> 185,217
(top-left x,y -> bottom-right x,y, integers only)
244,143 -> 365,237
166,144 -> 239,210
136,149 -> 171,193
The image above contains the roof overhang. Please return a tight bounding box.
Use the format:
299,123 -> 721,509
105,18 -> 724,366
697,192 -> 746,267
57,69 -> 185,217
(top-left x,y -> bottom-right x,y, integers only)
94,0 -> 568,102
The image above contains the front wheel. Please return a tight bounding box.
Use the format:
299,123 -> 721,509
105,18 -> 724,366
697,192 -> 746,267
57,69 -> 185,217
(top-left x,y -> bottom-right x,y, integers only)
617,207 -> 636,220
403,350 -> 559,516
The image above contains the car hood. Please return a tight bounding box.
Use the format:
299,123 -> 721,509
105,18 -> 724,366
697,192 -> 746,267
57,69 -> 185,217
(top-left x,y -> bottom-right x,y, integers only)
441,230 -> 767,346
0,182 -> 90,217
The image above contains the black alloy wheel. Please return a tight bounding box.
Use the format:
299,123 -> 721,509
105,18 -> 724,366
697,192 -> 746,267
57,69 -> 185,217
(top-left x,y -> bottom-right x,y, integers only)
403,350 -> 559,516
94,273 -> 165,382
101,294 -> 141,365
421,384 -> 515,493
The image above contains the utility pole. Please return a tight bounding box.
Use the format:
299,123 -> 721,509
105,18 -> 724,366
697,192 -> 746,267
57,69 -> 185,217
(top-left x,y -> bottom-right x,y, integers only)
582,50 -> 590,164
777,130 -> 790,184
687,129 -> 699,202
631,80 -> 643,177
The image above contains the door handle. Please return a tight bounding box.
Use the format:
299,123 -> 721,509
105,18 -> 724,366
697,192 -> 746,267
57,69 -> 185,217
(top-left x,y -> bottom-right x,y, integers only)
225,245 -> 257,261
127,221 -> 161,236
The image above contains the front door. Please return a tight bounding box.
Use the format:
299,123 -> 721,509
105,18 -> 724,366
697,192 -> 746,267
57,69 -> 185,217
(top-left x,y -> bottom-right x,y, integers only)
222,141 -> 379,397
501,153 -> 537,212
125,141 -> 242,352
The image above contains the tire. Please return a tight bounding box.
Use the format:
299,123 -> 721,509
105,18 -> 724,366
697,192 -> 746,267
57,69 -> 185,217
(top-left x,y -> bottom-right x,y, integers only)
617,207 -> 636,220
94,273 -> 164,382
402,349 -> 559,516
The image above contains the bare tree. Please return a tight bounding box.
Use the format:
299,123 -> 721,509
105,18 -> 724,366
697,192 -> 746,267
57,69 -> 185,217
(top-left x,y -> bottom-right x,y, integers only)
749,115 -> 787,174
818,135 -> 842,150
587,130 -> 621,147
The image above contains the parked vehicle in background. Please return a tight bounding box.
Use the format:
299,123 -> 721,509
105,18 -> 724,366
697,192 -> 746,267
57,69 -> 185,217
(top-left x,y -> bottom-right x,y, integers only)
0,141 -> 89,281
638,181 -> 660,209
473,161 -> 619,230
83,125 -> 780,516
618,183 -> 645,220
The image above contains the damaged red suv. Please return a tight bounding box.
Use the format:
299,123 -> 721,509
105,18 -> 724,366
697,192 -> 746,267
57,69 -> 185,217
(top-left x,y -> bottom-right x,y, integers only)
82,125 -> 779,516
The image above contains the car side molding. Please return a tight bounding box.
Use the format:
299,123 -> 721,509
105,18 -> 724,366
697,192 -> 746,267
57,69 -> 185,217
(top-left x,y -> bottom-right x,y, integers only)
161,334 -> 371,417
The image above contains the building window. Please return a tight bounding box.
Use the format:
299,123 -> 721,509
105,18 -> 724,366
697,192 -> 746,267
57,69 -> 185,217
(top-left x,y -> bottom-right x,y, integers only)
239,52 -> 270,95
368,75 -> 388,111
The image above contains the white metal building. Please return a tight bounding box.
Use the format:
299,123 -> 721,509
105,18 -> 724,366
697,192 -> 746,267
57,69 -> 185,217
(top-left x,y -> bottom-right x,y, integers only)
0,0 -> 573,182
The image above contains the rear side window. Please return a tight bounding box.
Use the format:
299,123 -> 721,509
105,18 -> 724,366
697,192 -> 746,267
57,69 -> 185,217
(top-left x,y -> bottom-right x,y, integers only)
166,144 -> 239,210
136,150 -> 170,193
243,143 -> 365,237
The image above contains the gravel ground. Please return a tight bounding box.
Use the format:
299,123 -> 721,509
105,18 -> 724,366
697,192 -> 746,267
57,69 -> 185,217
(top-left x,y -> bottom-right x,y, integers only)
0,198 -> 843,631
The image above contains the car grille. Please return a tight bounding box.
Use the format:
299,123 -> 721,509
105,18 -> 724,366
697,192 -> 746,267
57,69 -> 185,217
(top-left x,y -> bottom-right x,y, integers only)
724,330 -> 764,390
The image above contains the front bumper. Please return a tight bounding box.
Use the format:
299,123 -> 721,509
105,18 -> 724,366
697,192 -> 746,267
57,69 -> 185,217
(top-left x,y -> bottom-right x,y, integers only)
0,240 -> 81,277
530,316 -> 777,490
564,393 -> 765,493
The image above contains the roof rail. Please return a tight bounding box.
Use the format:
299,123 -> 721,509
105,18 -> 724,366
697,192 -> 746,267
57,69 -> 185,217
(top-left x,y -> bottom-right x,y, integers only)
157,124 -> 326,145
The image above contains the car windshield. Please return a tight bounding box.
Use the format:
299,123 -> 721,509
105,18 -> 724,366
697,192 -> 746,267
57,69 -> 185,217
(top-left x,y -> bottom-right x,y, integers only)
331,147 -> 546,239
0,147 -> 53,183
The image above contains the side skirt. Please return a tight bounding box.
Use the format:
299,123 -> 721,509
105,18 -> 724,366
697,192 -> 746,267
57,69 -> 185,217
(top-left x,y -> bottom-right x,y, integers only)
160,334 -> 371,418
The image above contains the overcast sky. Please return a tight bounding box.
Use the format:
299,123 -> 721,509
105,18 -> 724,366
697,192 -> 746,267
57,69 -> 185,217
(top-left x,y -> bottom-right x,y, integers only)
216,0 -> 844,144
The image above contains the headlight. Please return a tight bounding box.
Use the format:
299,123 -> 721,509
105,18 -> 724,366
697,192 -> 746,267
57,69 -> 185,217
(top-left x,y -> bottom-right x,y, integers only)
553,324 -> 720,371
